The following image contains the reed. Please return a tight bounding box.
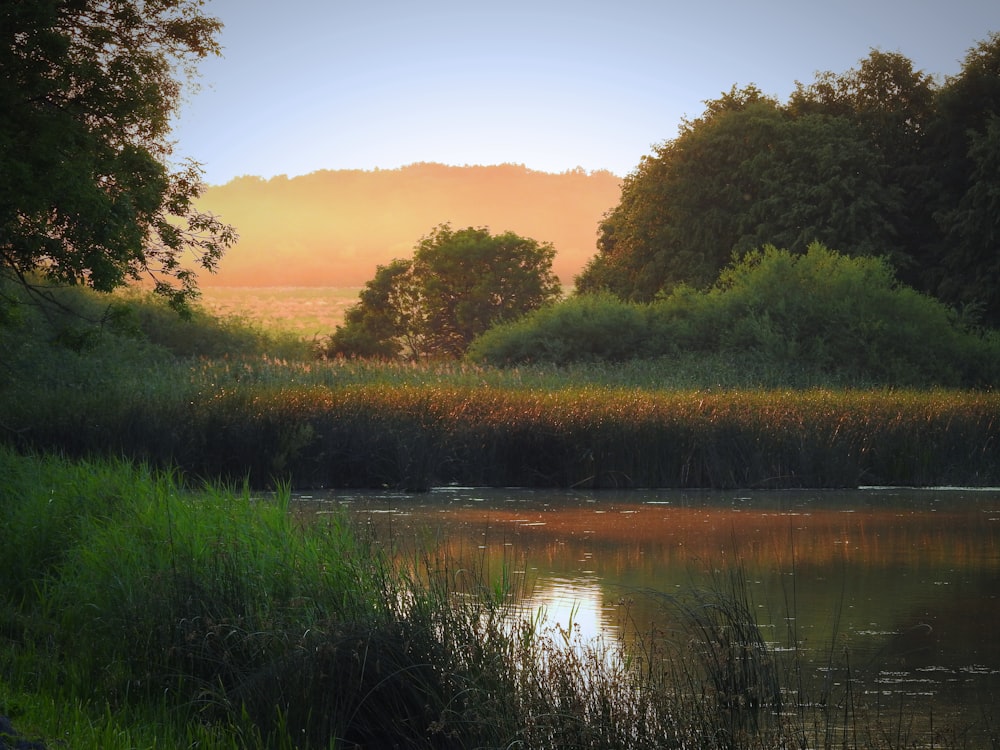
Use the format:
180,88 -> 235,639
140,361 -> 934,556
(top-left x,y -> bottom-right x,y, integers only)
4,353 -> 998,490
4,278 -> 997,491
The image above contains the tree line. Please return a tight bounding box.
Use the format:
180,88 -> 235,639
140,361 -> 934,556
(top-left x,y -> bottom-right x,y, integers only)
3,3 -> 997,380
196,164 -> 619,287
577,35 -> 1000,326
327,33 -> 1000,374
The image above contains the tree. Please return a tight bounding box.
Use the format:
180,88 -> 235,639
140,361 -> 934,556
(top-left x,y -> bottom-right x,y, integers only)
928,32 -> 1000,325
326,225 -> 562,359
0,0 -> 236,314
789,49 -> 939,288
324,259 -> 419,359
935,115 -> 1000,324
789,50 -> 936,165
577,90 -> 903,300
578,88 -> 780,300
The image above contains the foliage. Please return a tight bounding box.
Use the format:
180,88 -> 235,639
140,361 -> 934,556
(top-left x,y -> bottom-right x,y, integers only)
0,0 -> 237,313
577,90 -> 904,300
323,258 -> 417,359
467,292 -> 654,364
935,114 -> 1000,320
324,224 -> 562,359
788,48 -> 936,172
479,244 -> 1000,387
672,244 -> 990,385
578,87 -> 777,300
931,32 -> 1000,322
0,275 -> 306,395
577,34 -> 1000,325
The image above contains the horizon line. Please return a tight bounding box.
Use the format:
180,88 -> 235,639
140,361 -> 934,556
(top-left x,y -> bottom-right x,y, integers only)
201,161 -> 625,187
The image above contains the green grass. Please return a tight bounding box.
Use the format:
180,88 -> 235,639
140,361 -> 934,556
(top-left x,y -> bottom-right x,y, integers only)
3,447 -> 995,749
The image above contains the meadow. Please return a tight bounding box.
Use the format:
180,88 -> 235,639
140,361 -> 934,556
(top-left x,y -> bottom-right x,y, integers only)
197,286 -> 361,340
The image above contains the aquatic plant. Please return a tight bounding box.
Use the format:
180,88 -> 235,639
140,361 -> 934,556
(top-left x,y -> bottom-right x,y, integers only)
4,352 -> 998,490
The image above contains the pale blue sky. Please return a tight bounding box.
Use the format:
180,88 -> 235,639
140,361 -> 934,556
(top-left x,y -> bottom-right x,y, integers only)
171,0 -> 1000,185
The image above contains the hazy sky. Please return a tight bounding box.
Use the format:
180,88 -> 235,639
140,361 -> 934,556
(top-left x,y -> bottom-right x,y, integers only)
171,0 -> 1000,185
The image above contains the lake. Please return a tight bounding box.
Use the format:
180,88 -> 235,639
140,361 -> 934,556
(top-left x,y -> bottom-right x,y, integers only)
294,486 -> 1000,740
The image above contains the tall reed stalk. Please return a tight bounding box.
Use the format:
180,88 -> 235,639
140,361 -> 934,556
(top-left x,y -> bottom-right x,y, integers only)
4,354 -> 998,490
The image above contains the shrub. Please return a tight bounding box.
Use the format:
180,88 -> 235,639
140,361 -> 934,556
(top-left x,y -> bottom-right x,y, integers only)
472,244 -> 1000,387
674,243 -> 984,385
0,276 -> 307,371
467,293 -> 652,364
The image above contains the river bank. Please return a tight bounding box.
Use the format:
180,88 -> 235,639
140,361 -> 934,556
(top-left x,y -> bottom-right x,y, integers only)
3,448 -> 998,749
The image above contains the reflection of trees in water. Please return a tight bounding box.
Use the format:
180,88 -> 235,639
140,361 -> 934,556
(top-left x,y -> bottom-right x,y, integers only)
333,491 -> 1000,738
429,502 -> 996,571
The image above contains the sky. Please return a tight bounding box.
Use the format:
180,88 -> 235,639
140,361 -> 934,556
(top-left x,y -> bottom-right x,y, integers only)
171,0 -> 1000,185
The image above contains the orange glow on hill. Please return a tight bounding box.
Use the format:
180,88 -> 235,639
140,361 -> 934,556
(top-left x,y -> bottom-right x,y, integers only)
193,163 -> 621,287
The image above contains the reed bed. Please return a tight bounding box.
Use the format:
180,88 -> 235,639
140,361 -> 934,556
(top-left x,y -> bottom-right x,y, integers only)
4,355 -> 997,490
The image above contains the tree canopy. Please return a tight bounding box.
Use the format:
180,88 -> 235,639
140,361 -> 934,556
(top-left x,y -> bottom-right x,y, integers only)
1,0 -> 236,313
325,224 -> 562,359
577,33 -> 1000,326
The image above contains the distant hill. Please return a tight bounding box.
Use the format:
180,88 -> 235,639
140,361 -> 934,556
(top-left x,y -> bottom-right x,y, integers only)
195,163 -> 621,286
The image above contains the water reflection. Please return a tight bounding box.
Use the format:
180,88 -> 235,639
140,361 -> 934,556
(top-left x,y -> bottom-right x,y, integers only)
294,486 -> 1000,730
528,576 -> 611,644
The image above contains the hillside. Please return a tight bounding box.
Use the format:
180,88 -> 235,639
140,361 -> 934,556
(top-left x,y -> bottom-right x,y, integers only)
195,163 -> 622,287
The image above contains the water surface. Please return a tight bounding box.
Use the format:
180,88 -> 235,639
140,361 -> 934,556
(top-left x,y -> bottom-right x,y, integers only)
295,486 -> 1000,733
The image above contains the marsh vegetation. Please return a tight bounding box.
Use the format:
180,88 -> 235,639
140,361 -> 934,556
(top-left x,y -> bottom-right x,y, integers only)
4,7 -> 1000,746
1,280 -> 999,748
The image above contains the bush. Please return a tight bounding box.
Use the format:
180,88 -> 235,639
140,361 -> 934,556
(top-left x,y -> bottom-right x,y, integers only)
467,293 -> 652,364
0,276 -> 308,371
670,244 -> 987,385
471,244 -> 1000,387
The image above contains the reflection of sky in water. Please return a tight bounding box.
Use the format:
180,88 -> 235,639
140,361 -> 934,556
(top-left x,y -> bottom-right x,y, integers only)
296,486 -> 1000,683
526,576 -> 609,644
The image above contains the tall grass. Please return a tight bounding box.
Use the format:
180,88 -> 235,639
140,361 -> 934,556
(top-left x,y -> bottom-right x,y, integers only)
2,448 -> 996,749
5,357 -> 998,490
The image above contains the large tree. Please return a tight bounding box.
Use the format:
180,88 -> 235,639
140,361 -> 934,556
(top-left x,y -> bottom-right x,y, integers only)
0,0 -> 235,313
578,41 -> 1000,319
326,224 -> 562,359
577,87 -> 777,300
788,49 -> 939,288
929,32 -> 1000,325
577,86 -> 903,300
327,258 -> 420,359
